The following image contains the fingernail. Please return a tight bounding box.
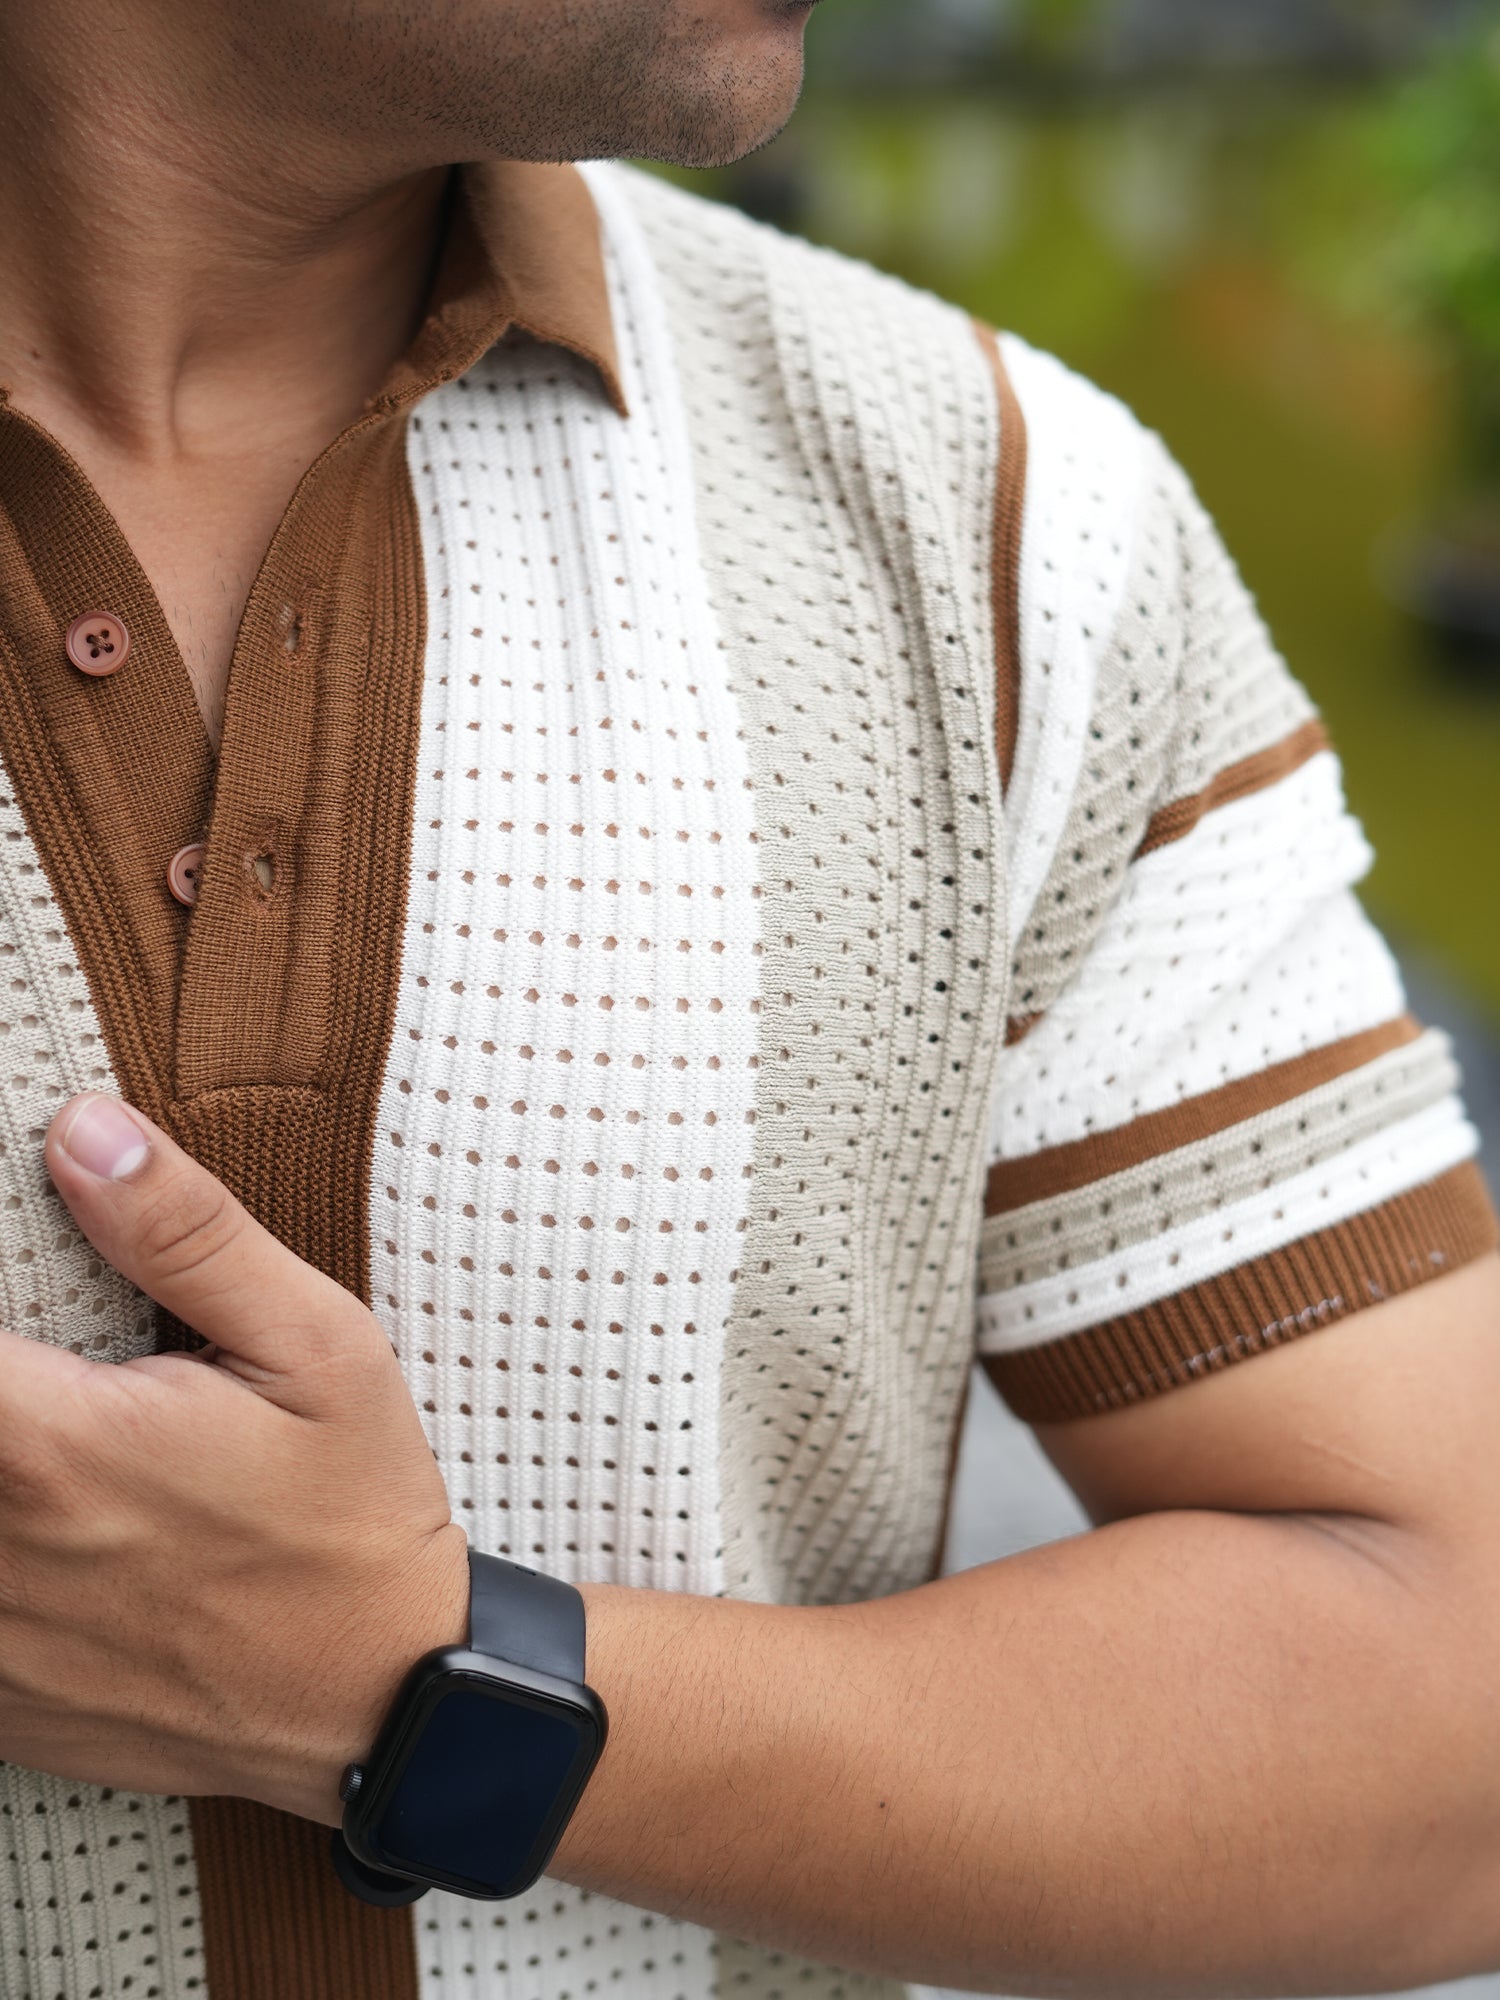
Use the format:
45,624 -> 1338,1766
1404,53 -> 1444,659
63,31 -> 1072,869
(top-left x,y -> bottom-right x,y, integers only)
57,1095 -> 152,1181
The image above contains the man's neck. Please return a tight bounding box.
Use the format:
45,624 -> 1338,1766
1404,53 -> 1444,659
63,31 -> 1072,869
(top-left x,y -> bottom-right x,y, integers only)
0,4 -> 462,747
0,4 -> 449,463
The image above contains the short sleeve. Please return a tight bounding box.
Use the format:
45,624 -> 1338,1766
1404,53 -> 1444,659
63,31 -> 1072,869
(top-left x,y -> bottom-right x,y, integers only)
975,338 -> 1498,1424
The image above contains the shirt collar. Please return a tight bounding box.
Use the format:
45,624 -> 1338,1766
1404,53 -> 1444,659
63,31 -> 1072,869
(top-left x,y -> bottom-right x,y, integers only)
375,159 -> 627,419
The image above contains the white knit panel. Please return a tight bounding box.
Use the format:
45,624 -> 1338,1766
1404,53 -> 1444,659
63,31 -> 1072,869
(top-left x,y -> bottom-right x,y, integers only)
977,1091 -> 1477,1351
988,754 -> 1400,1160
0,787 -> 150,1358
0,782 -> 207,1998
380,169 -> 756,2000
1000,336 -> 1145,933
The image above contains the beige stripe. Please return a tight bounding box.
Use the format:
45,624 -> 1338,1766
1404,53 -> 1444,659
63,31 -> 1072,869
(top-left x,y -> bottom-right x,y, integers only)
984,1161 -> 1499,1423
987,1014 -> 1421,1214
1135,716 -> 1331,858
972,322 -> 1028,792
1005,505 -> 1183,1029
980,1030 -> 1459,1298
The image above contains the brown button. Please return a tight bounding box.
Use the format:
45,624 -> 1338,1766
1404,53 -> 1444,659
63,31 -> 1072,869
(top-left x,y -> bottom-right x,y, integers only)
167,842 -> 206,907
65,611 -> 132,677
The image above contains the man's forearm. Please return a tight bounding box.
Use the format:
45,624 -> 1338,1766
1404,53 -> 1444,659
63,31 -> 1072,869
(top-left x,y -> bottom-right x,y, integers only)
558,1511 -> 1500,1996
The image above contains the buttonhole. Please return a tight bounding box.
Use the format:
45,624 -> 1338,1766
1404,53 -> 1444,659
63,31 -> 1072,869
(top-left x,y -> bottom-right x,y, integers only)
249,851 -> 276,895
281,605 -> 305,656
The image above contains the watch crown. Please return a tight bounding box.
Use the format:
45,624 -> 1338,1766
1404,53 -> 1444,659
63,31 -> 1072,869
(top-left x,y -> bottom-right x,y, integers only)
338,1763 -> 364,1805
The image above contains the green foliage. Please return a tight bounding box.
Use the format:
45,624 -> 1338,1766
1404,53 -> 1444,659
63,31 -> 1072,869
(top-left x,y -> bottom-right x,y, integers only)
1373,12 -> 1500,368
1009,0 -> 1100,60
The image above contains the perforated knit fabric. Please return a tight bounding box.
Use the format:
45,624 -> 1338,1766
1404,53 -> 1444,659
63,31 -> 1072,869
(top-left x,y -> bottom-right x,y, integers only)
981,1028 -> 1463,1299
996,760 -> 1399,1153
0,784 -> 151,1362
384,160 -> 1004,2000
998,340 -> 1144,968
619,166 -> 1006,1624
0,160 -> 1002,2000
977,345 -> 1493,1418
382,174 -> 751,1997
0,780 -> 206,2000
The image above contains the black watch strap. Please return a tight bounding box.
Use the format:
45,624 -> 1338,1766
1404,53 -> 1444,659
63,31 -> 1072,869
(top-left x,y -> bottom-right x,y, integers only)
468,1550 -> 586,1681
332,1546 -> 591,1907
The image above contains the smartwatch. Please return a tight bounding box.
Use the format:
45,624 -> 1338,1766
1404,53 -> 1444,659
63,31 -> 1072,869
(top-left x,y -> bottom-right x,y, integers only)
331,1549 -> 607,1906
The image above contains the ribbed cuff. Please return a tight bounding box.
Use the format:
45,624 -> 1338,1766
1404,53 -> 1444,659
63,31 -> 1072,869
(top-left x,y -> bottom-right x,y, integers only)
984,1162 -> 1499,1424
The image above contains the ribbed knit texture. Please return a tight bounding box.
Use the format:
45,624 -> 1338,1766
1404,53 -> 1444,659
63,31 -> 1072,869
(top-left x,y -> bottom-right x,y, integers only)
992,1161 -> 1498,1422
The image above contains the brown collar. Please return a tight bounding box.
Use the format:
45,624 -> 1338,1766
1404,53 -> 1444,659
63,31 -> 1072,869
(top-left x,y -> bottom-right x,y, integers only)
376,159 -> 627,418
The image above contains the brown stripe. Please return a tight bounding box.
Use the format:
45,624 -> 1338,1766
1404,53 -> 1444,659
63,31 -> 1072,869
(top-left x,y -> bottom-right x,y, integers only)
468,161 -> 628,418
0,407 -> 428,1987
986,1014 -> 1424,1215
972,321 -> 1028,792
1136,717 -> 1331,858
179,419 -> 434,1996
190,1801 -> 419,2000
983,1161 -> 1499,1423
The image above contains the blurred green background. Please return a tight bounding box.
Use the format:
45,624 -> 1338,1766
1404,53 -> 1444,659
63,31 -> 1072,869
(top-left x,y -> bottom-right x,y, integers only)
653,0 -> 1500,1026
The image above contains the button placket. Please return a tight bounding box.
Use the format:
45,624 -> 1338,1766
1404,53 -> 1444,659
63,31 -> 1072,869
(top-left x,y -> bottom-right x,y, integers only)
170,532 -> 341,1098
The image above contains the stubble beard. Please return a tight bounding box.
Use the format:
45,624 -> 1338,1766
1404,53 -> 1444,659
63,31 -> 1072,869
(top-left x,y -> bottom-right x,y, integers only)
276,0 -> 812,171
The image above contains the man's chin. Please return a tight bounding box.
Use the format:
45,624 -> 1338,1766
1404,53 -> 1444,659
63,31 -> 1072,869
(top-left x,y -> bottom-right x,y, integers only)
630,0 -> 812,166
648,46 -> 807,170
386,0 -> 814,178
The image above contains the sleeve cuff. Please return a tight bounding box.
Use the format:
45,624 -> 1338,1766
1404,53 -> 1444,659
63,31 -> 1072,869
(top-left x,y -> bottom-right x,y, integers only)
982,1162 -> 1498,1423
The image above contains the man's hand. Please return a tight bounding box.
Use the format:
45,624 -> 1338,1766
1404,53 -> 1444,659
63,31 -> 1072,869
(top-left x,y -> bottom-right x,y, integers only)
0,1092 -> 469,1824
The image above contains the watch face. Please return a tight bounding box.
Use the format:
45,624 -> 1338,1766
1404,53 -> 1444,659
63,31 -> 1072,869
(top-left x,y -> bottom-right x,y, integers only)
361,1664 -> 603,1899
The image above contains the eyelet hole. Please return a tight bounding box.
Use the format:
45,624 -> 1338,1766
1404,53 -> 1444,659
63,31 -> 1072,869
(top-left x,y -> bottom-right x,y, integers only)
250,852 -> 276,894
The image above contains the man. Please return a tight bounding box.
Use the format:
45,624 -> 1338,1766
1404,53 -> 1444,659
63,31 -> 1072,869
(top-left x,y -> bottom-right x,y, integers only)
0,1 -> 1496,1996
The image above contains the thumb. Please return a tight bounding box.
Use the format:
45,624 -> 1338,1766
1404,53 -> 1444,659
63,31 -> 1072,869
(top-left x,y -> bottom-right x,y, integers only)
45,1093 -> 378,1397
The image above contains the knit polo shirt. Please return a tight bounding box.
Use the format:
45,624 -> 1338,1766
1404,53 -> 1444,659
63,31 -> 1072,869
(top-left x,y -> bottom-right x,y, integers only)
0,159 -> 1493,2000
